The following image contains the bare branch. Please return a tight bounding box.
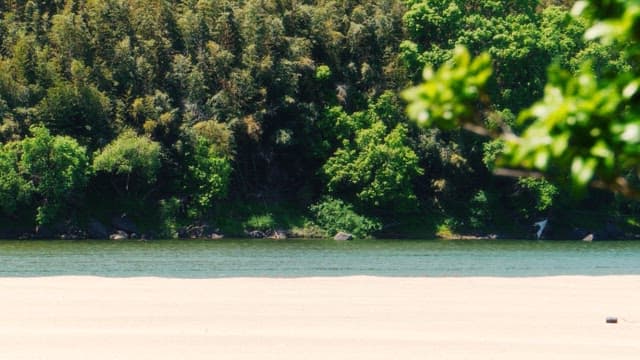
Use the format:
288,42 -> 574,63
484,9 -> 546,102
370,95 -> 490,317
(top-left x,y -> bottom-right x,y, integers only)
592,177 -> 640,200
461,123 -> 494,137
461,119 -> 640,199
495,168 -> 640,200
493,167 -> 546,179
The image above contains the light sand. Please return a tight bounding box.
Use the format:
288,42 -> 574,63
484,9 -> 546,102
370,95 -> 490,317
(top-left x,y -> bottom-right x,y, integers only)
1,276 -> 639,359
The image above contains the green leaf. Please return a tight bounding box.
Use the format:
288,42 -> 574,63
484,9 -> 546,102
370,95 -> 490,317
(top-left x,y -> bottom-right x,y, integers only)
571,157 -> 597,187
621,123 -> 640,142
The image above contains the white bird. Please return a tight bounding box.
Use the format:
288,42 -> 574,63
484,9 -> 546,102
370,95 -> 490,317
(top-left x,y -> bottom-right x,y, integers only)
534,219 -> 548,240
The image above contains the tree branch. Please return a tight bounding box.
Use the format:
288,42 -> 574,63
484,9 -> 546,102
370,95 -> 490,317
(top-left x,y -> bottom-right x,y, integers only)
462,123 -> 494,137
495,168 -> 640,200
591,177 -> 640,200
493,167 -> 546,179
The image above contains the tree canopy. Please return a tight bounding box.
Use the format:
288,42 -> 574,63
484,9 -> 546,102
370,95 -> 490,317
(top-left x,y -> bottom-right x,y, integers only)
0,126 -> 88,225
0,0 -> 636,238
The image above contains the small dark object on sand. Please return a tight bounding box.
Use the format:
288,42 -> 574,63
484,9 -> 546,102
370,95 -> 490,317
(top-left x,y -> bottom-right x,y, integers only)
606,317 -> 618,324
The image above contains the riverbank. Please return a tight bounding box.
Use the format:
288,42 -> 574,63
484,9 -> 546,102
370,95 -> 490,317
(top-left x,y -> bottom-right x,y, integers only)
2,197 -> 638,241
1,276 -> 638,359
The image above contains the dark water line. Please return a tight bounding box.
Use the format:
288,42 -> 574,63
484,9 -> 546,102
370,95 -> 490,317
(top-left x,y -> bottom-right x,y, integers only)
0,239 -> 639,278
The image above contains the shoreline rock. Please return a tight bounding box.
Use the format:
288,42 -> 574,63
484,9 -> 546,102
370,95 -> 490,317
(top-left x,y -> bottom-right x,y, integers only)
334,232 -> 353,241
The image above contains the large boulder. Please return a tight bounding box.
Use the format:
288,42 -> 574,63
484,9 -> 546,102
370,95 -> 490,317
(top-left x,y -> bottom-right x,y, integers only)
59,223 -> 86,240
603,221 -> 623,240
32,222 -> 84,240
32,224 -> 56,239
178,223 -> 223,239
573,221 -> 624,241
334,232 -> 353,241
572,227 -> 590,240
111,214 -> 140,234
88,219 -> 109,239
0,226 -> 24,240
270,230 -> 288,240
109,230 -> 128,240
210,233 -> 224,239
246,230 -> 266,238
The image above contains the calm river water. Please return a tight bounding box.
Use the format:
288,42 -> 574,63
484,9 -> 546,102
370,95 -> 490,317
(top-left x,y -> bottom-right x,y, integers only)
0,239 -> 639,278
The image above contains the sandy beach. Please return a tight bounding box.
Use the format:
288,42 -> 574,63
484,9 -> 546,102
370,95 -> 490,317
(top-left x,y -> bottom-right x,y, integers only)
1,276 -> 639,359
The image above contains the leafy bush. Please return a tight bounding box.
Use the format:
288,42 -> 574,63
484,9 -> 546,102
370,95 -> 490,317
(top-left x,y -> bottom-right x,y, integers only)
436,217 -> 460,238
517,177 -> 558,212
37,81 -> 111,147
181,127 -> 233,218
93,130 -> 161,194
322,98 -> 423,209
243,213 -> 276,232
192,120 -> 234,157
315,65 -> 332,81
310,197 -> 381,238
0,143 -> 33,215
469,190 -> 492,231
482,140 -> 504,171
0,126 -> 89,224
158,197 -> 182,238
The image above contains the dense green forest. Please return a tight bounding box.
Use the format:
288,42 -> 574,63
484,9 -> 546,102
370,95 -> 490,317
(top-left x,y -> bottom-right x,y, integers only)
0,0 -> 636,240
